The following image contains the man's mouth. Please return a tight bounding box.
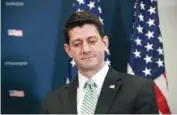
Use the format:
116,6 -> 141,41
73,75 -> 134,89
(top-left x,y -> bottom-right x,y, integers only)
82,56 -> 95,60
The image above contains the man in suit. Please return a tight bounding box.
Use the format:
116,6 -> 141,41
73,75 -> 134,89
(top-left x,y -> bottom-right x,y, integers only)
40,11 -> 159,114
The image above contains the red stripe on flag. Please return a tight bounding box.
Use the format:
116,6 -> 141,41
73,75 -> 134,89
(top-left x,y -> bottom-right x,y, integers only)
154,82 -> 171,114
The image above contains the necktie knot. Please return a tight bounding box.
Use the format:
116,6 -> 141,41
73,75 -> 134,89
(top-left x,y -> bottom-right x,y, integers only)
85,79 -> 97,89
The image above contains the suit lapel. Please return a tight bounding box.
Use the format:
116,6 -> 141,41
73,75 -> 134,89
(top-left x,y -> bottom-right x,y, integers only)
63,77 -> 78,114
95,67 -> 122,114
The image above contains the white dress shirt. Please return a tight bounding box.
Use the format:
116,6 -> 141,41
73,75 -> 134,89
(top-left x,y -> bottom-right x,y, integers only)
77,64 -> 109,115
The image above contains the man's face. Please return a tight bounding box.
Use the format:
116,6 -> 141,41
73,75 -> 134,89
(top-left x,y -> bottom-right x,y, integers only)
64,24 -> 109,71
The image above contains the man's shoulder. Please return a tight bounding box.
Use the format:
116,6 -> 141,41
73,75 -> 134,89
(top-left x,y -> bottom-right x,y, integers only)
110,68 -> 153,85
110,69 -> 154,94
120,71 -> 152,82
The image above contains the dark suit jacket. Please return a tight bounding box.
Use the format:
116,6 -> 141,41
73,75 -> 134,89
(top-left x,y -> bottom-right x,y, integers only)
40,67 -> 159,114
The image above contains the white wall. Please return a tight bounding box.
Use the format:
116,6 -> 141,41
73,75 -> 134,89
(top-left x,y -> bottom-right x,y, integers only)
158,0 -> 177,113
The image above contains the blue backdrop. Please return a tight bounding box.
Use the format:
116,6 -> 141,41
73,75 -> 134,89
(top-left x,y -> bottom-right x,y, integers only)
1,0 -> 133,113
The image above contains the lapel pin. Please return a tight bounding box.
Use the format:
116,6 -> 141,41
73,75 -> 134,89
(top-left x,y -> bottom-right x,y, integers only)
109,85 -> 115,89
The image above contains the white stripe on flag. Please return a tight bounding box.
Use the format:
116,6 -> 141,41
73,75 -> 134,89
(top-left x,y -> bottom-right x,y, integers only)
127,64 -> 135,75
66,77 -> 70,84
154,74 -> 169,99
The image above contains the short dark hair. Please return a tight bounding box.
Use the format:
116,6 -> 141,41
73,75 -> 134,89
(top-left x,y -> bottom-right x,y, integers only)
64,11 -> 105,44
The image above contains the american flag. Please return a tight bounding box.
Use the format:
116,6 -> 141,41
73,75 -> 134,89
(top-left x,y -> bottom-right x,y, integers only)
128,0 -> 171,114
8,29 -> 23,37
66,0 -> 110,83
9,90 -> 25,97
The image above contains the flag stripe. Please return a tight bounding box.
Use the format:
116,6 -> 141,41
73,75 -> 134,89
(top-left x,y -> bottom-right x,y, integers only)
154,74 -> 168,98
154,83 -> 171,114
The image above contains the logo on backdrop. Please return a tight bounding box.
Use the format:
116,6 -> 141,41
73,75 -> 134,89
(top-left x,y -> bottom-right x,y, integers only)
4,61 -> 28,66
5,1 -> 24,7
8,29 -> 23,37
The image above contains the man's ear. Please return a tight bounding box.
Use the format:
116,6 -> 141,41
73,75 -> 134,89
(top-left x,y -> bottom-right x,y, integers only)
64,43 -> 72,58
102,35 -> 109,51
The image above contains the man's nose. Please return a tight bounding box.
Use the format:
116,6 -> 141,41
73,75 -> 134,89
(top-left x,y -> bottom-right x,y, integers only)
82,42 -> 91,54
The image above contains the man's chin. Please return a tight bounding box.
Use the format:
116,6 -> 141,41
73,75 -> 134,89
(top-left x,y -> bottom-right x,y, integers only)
79,64 -> 97,70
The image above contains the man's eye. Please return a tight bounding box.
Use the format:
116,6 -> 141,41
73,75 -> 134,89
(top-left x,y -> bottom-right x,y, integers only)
89,40 -> 96,44
73,43 -> 80,47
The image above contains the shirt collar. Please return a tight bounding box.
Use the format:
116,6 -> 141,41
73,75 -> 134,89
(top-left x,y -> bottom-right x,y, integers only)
78,64 -> 109,90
